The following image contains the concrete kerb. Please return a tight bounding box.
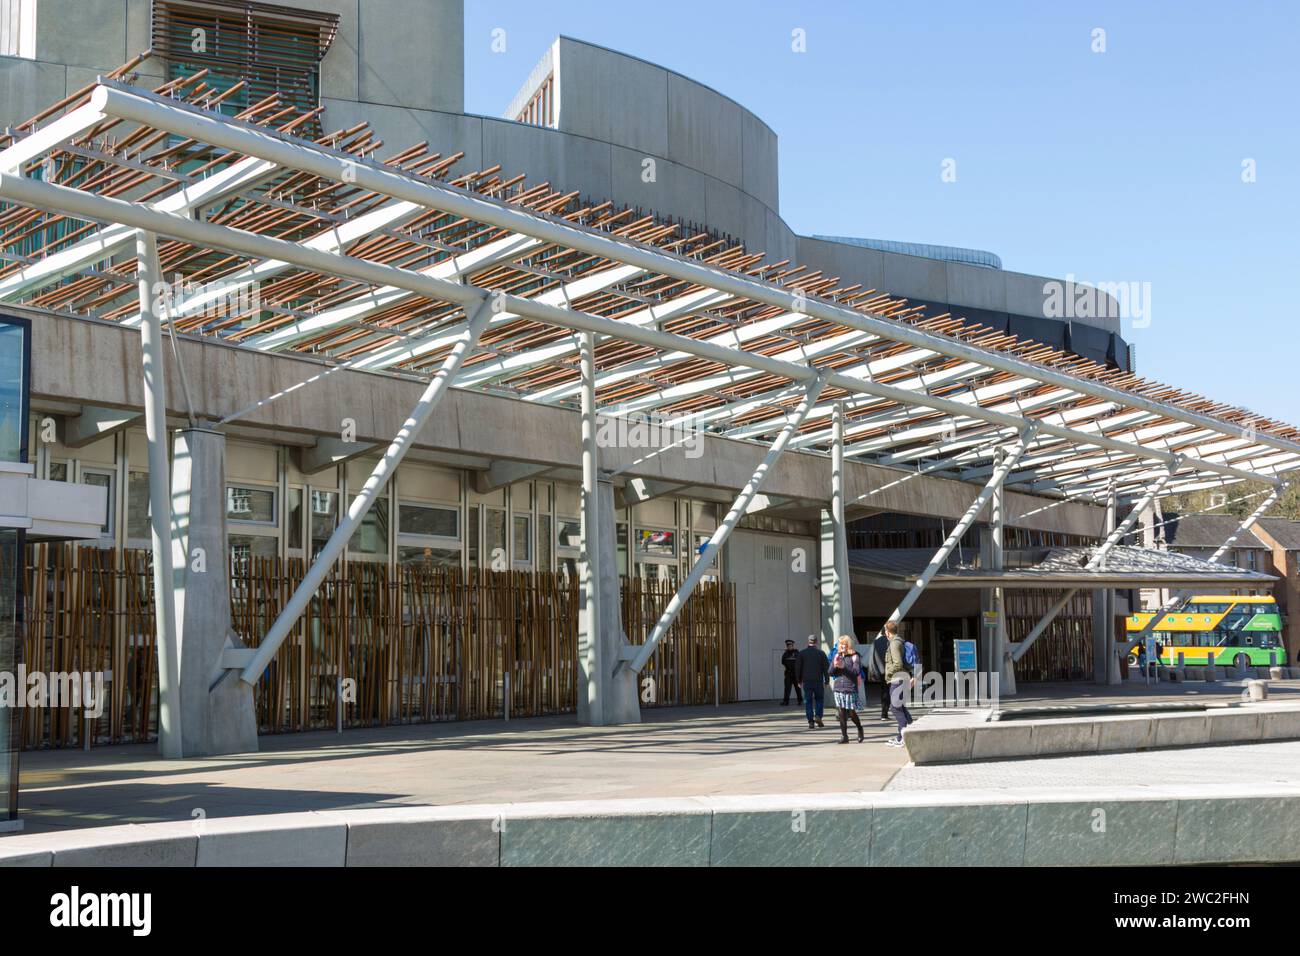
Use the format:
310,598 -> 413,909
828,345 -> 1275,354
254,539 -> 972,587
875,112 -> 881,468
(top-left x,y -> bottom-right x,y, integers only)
903,700 -> 1300,765
7,785 -> 1300,866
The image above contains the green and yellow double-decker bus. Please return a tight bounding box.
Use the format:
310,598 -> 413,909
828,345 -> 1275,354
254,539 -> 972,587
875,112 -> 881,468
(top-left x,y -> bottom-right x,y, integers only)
1126,595 -> 1288,668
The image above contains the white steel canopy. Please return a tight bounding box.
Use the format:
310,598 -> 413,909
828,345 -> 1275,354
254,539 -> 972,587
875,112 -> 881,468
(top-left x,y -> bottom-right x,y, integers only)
1,73 -> 1298,507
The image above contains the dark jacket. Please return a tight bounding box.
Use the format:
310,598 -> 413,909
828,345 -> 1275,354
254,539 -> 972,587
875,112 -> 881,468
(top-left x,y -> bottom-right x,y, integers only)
781,648 -> 799,676
795,646 -> 829,684
868,635 -> 889,682
830,652 -> 862,694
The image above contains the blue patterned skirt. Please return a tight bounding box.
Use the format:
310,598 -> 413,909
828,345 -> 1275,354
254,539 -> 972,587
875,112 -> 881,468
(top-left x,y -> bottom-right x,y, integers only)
833,690 -> 861,711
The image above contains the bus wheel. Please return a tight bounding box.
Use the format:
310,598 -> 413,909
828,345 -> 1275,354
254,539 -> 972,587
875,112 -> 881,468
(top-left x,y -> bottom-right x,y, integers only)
1234,653 -> 1248,671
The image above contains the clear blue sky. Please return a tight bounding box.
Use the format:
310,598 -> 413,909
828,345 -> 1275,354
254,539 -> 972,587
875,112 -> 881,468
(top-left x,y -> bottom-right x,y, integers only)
464,1 -> 1300,425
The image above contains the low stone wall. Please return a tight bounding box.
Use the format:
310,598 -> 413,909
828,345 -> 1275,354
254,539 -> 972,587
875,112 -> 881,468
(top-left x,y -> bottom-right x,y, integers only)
904,699 -> 1300,765
3,785 -> 1300,866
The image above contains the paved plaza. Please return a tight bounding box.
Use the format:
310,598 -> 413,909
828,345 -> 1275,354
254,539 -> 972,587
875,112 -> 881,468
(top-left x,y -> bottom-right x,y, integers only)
12,680 -> 1297,834
15,703 -> 908,833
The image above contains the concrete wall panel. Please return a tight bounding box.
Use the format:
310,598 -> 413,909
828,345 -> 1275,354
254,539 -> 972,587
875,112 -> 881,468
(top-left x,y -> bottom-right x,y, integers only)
0,56 -> 67,130
34,0 -> 126,72
300,0 -> 361,103
666,70 -> 742,187
740,109 -> 779,210
25,306 -> 1104,538
556,37 -> 669,157
482,117 -> 612,206
609,144 -> 707,224
945,260 -> 1007,313
358,0 -> 463,113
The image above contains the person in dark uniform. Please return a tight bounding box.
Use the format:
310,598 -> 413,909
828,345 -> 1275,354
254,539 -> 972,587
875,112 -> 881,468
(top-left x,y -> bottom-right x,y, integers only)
868,630 -> 892,720
780,639 -> 803,706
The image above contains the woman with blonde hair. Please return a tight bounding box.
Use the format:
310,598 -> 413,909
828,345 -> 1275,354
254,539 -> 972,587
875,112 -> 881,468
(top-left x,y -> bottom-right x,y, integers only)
829,634 -> 865,743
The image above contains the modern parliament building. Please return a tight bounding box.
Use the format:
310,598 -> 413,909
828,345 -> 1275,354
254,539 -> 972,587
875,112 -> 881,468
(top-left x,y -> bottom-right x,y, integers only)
0,0 -> 1293,817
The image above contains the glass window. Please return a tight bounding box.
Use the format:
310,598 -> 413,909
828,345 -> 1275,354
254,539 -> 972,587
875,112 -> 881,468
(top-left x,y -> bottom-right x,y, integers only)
310,489 -> 338,560
349,494 -> 388,558
227,485 -> 276,524
154,0 -> 333,120
467,505 -> 480,567
397,545 -> 461,568
513,515 -> 531,564
49,460 -> 68,482
694,533 -> 720,580
557,517 -> 582,551
0,323 -> 25,463
537,514 -> 552,572
287,487 -> 304,551
637,561 -> 678,584
81,471 -> 113,535
485,509 -> 506,569
229,534 -> 278,576
616,523 -> 628,575
399,502 -> 458,539
126,471 -> 152,540
637,527 -> 675,558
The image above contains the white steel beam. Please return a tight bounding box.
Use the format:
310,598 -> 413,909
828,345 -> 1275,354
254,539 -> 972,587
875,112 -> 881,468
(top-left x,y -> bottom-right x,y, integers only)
0,101 -> 106,173
0,170 -> 1281,489
238,296 -> 496,684
84,83 -> 1300,464
620,372 -> 830,674
0,155 -> 277,302
880,427 -> 1037,630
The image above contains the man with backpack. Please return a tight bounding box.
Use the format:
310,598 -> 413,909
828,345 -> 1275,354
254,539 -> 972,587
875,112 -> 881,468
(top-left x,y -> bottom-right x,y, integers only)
883,620 -> 916,748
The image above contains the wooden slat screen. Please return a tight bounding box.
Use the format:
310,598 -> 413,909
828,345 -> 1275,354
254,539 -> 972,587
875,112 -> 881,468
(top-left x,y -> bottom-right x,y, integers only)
1005,589 -> 1095,682
20,545 -> 737,749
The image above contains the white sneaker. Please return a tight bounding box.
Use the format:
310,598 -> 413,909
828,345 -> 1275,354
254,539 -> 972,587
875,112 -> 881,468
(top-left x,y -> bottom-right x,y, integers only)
884,737 -> 904,747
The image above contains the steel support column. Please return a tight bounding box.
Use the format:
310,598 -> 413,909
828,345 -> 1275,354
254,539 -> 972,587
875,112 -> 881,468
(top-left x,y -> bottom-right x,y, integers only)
832,400 -> 852,639
1093,483 -> 1119,684
988,447 -> 1015,695
577,331 -> 603,725
137,232 -> 183,758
